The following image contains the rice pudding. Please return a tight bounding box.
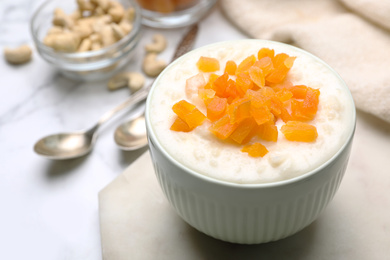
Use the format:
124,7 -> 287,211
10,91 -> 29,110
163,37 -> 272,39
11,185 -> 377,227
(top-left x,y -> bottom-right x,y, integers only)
148,40 -> 355,184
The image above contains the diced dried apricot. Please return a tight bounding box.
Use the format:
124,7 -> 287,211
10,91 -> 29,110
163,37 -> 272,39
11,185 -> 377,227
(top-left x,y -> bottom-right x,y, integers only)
302,87 -> 320,116
227,97 -> 251,124
254,57 -> 274,77
276,88 -> 293,102
241,143 -> 269,157
257,48 -> 275,60
248,66 -> 265,88
172,100 -> 206,129
230,118 -> 257,144
185,73 -> 206,99
280,107 -> 292,123
197,56 -> 220,72
250,105 -> 273,125
224,60 -> 237,75
284,56 -> 296,68
225,79 -> 241,102
172,100 -> 196,119
236,72 -> 254,94
236,55 -> 256,74
256,121 -> 278,142
212,73 -> 229,97
204,73 -> 220,89
207,96 -> 227,121
198,88 -> 216,102
185,109 -> 206,128
209,114 -> 238,140
289,85 -> 308,99
170,117 -> 193,132
281,121 -> 318,142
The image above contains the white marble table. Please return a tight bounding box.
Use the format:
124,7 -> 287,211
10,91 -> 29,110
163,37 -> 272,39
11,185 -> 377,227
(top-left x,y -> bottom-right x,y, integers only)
1,1 -> 390,259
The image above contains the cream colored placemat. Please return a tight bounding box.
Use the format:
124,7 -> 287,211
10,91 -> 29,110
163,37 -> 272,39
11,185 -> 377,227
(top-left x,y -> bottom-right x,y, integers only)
98,150 -> 390,260
221,0 -> 390,123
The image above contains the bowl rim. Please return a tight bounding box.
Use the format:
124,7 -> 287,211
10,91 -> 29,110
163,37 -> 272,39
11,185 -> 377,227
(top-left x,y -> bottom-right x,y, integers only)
30,0 -> 142,59
145,39 -> 357,189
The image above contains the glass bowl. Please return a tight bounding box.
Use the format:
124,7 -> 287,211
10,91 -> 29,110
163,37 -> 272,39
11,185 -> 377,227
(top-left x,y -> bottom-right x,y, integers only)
30,0 -> 142,81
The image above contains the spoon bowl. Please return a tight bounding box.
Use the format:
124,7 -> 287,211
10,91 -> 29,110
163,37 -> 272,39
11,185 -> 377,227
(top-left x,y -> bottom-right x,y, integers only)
114,115 -> 147,151
34,131 -> 95,160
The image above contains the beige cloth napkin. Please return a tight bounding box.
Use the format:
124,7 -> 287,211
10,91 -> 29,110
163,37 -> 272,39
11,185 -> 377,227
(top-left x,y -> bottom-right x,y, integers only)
221,0 -> 390,123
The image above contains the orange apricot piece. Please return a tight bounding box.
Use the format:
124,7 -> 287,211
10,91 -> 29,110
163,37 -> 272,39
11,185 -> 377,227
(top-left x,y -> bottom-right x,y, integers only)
197,56 -> 220,72
172,100 -> 206,129
302,87 -> 320,116
170,117 -> 193,132
212,73 -> 229,97
207,96 -> 227,121
281,121 -> 318,142
204,73 -> 220,89
224,60 -> 237,75
225,79 -> 241,102
230,118 -> 256,144
248,66 -> 265,88
250,105 -> 274,125
228,97 -> 252,123
254,57 -> 274,77
241,142 -> 269,158
172,100 -> 196,119
256,121 -> 278,142
209,114 -> 239,140
185,109 -> 206,129
236,55 -> 256,74
236,72 -> 254,94
198,88 -> 216,103
289,85 -> 308,99
257,48 -> 275,60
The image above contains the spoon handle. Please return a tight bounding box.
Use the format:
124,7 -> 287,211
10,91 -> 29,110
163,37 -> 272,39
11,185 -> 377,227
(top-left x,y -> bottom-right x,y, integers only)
90,24 -> 199,133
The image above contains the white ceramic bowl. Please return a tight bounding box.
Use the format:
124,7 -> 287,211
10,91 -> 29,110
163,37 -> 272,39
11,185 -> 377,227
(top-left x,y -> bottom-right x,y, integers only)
145,40 -> 356,244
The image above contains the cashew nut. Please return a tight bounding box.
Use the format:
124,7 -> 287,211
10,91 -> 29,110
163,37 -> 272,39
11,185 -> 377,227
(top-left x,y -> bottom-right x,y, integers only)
77,0 -> 96,12
47,26 -> 63,35
4,45 -> 32,64
78,38 -> 92,52
73,24 -> 93,39
145,34 -> 167,53
127,72 -> 145,92
91,42 -> 102,51
111,23 -> 125,40
50,32 -> 81,52
119,21 -> 132,34
107,72 -> 145,92
121,7 -> 135,23
100,25 -> 116,47
91,0 -> 110,11
52,8 -> 74,29
108,5 -> 124,23
143,53 -> 167,77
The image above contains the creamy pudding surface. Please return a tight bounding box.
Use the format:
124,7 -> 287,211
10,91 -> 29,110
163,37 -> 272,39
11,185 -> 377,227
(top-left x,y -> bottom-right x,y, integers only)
148,40 -> 355,184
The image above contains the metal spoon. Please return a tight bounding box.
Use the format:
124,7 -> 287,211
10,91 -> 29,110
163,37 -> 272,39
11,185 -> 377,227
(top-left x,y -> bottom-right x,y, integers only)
114,24 -> 199,151
34,24 -> 198,160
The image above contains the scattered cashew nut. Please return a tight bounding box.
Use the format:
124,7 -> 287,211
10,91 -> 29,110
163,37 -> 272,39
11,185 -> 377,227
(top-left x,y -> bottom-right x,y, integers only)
107,72 -> 145,92
145,34 -> 167,53
143,53 -> 167,77
4,45 -> 32,65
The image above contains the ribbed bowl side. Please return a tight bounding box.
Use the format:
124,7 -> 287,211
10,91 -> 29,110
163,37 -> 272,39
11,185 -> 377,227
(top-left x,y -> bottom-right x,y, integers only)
153,158 -> 348,244
148,136 -> 353,244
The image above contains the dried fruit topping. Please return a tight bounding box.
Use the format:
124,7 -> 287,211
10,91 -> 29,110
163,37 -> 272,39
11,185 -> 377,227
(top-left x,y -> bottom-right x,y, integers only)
170,47 -> 321,157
